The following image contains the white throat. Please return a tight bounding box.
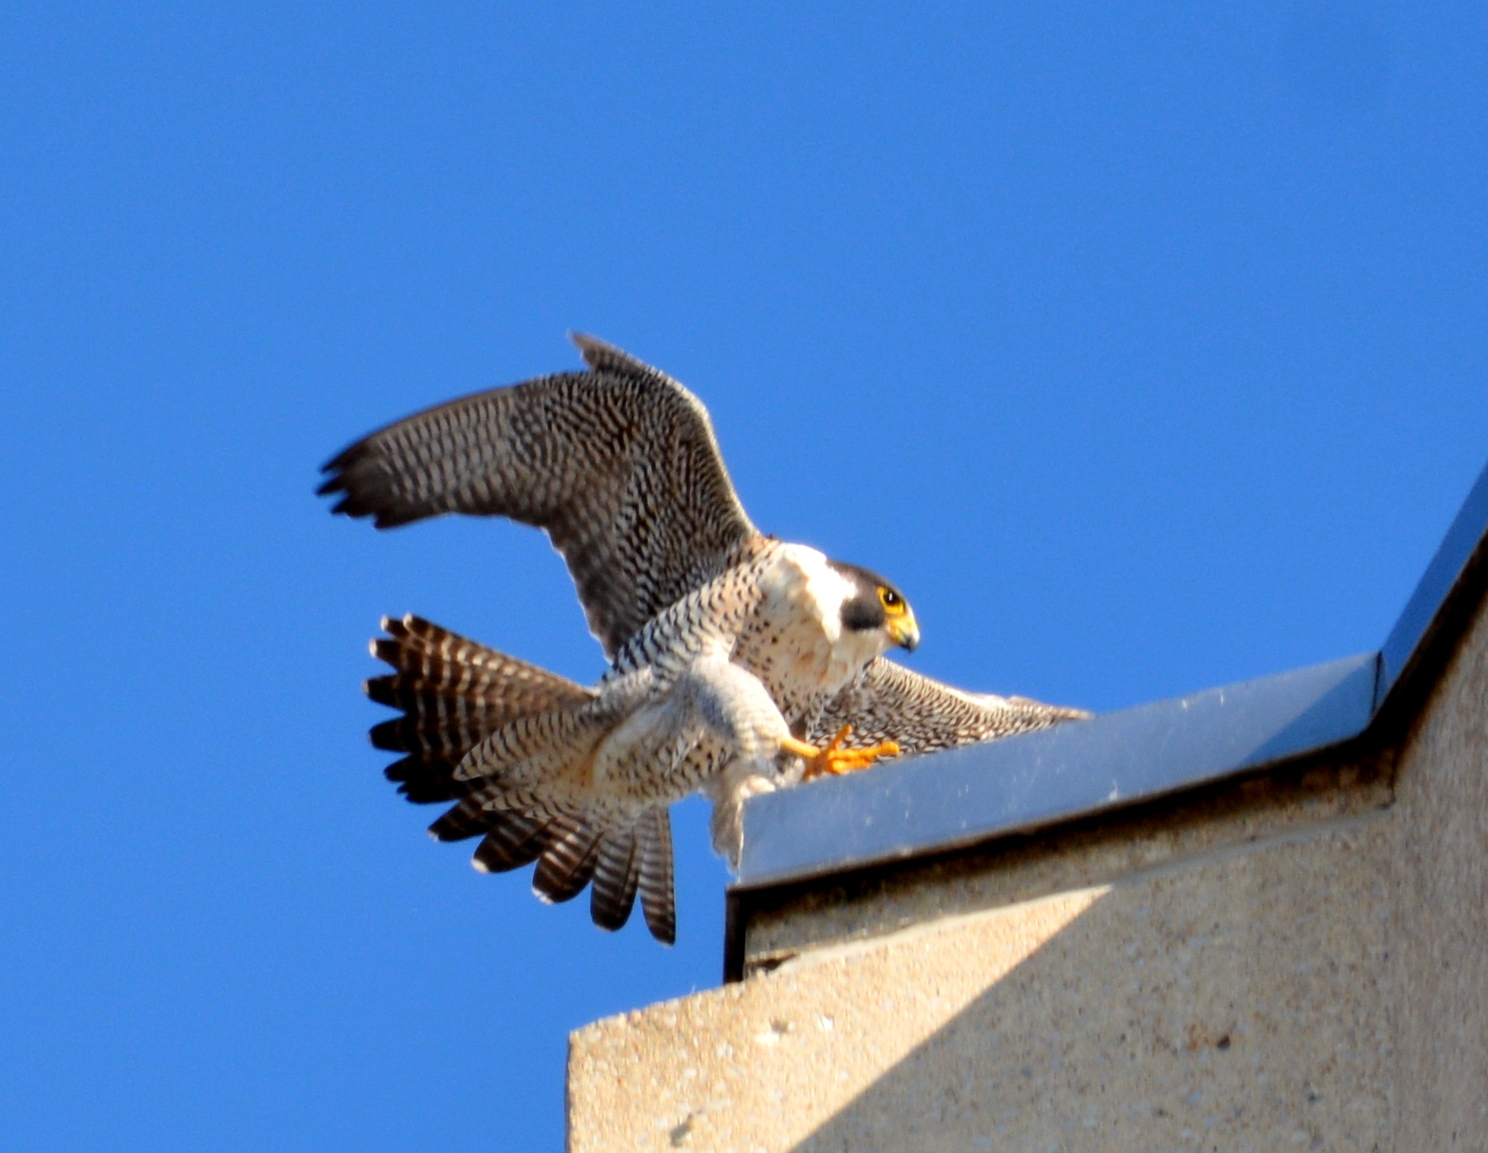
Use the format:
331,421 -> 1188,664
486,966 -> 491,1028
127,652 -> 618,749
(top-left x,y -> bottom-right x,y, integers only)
759,544 -> 892,687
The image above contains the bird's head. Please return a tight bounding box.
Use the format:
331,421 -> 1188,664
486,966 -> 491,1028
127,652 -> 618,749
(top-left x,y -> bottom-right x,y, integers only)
829,562 -> 920,654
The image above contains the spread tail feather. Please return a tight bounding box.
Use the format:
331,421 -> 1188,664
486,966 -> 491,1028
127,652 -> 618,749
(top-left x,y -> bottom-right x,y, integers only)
532,819 -> 603,904
637,807 -> 676,946
365,614 -> 675,942
367,614 -> 593,804
471,810 -> 549,872
590,829 -> 641,931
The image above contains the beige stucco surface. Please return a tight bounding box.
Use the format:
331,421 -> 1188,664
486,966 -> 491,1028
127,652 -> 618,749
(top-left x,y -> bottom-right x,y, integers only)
743,756 -> 1392,973
1383,593 -> 1488,1150
570,816 -> 1393,1152
568,594 -> 1488,1152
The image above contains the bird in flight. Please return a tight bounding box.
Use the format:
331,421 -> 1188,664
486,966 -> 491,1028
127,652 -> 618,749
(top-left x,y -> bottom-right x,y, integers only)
319,335 -> 1086,943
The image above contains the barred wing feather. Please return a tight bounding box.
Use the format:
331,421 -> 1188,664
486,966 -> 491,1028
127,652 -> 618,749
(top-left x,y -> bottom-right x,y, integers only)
320,336 -> 758,657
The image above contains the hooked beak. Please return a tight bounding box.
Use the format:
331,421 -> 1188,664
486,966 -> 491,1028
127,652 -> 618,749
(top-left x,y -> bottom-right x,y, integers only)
888,610 -> 920,653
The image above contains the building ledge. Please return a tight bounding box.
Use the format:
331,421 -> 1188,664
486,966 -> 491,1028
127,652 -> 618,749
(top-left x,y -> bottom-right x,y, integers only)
727,459 -> 1488,981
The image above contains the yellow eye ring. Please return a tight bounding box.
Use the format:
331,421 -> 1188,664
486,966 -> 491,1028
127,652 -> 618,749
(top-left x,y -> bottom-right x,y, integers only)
877,587 -> 906,616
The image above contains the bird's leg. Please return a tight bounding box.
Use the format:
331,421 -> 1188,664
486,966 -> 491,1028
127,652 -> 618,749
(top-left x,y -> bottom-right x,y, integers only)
782,725 -> 901,779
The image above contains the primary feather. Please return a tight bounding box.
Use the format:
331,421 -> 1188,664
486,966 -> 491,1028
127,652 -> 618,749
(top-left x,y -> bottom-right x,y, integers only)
320,339 -> 756,658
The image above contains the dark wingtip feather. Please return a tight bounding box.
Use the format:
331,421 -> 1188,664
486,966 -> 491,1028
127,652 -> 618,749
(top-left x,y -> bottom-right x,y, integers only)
315,450 -> 392,523
320,442 -> 361,474
568,332 -> 657,380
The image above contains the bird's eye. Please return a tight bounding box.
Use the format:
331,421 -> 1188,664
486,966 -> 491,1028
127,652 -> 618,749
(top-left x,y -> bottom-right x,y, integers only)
878,587 -> 905,614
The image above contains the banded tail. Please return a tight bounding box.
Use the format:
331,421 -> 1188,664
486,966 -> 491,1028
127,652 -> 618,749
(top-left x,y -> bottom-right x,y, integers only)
365,614 -> 678,944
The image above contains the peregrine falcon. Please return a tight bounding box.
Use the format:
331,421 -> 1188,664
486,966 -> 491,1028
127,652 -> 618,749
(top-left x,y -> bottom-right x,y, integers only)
319,335 -> 1087,943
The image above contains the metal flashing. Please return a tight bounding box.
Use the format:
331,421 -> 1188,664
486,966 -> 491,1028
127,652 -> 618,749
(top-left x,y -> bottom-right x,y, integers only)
1377,459 -> 1488,711
736,653 -> 1377,888
732,455 -> 1488,901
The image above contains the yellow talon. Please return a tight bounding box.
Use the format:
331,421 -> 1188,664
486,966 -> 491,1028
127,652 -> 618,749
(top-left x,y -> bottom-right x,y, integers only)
782,725 -> 901,779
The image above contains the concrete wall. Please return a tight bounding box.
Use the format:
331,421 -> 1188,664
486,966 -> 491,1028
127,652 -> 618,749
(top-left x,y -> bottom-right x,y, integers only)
567,597 -> 1488,1152
1383,592 -> 1488,1150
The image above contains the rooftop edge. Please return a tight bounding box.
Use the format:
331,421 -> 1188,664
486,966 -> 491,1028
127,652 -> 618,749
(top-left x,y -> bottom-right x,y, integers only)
735,457 -> 1488,894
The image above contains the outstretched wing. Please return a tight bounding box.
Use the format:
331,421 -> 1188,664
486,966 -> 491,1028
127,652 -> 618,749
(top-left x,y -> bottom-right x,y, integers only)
319,335 -> 759,657
811,657 -> 1091,756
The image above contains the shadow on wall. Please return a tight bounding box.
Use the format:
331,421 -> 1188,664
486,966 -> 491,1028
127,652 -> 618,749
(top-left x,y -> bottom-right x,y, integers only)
791,818 -> 1392,1153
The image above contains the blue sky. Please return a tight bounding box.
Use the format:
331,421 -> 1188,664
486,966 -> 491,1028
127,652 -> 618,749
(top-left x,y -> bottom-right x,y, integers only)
3,3 -> 1485,1149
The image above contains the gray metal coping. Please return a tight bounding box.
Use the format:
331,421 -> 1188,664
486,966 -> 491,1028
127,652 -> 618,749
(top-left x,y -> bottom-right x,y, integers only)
1378,457 -> 1488,711
734,457 -> 1488,893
